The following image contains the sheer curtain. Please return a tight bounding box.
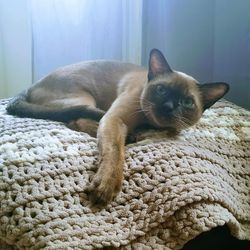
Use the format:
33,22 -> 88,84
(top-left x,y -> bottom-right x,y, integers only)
30,0 -> 142,81
0,0 -> 142,98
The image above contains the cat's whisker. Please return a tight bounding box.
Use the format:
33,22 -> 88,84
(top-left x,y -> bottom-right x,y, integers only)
142,99 -> 155,107
129,106 -> 152,118
128,99 -> 141,104
142,106 -> 152,115
129,109 -> 145,117
179,116 -> 190,123
178,119 -> 190,129
174,120 -> 186,130
181,116 -> 192,126
170,114 -> 190,129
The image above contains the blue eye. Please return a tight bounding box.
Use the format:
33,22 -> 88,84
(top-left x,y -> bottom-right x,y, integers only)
156,85 -> 167,96
181,97 -> 194,108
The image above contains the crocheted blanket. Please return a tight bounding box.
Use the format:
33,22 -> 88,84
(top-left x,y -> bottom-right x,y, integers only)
0,98 -> 249,250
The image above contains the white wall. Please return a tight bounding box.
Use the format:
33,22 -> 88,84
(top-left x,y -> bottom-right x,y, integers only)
0,0 -> 32,99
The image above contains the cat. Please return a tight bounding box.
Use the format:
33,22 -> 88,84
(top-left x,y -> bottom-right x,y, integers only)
6,49 -> 229,205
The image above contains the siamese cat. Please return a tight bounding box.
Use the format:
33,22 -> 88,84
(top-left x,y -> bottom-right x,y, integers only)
7,49 -> 229,205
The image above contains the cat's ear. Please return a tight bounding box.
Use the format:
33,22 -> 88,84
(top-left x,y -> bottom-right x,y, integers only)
148,49 -> 172,81
199,82 -> 230,110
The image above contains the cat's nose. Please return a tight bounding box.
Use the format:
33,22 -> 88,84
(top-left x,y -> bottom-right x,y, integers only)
163,101 -> 174,112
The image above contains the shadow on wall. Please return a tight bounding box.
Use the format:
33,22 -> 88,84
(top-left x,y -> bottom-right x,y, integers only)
223,78 -> 250,110
142,0 -> 250,110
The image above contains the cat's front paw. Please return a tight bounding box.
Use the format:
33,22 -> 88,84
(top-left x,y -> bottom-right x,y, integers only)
87,170 -> 122,206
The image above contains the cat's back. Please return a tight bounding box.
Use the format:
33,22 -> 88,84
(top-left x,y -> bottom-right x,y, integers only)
45,60 -> 140,82
33,60 -> 141,92
28,60 -> 143,109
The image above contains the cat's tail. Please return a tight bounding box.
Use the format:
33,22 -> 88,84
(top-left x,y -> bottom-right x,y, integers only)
6,92 -> 105,122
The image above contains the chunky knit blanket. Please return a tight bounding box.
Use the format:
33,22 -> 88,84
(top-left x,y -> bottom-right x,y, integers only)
0,98 -> 249,250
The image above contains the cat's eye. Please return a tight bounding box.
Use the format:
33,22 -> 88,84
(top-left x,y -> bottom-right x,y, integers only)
156,84 -> 167,96
181,97 -> 194,108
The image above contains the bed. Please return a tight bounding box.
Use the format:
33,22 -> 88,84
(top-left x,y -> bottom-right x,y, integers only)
0,98 -> 249,249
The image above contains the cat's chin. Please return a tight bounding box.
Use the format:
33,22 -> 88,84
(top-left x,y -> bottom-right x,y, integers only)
143,110 -> 177,129
144,108 -> 193,131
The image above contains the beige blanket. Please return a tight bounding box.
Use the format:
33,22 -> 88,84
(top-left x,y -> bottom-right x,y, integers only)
0,99 -> 249,249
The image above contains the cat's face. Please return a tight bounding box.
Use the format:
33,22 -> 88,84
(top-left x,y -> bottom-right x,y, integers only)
141,49 -> 229,131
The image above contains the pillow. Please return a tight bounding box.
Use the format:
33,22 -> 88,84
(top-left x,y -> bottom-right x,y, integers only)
0,99 -> 249,249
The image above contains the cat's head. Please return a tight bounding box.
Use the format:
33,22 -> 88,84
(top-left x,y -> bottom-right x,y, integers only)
140,49 -> 229,131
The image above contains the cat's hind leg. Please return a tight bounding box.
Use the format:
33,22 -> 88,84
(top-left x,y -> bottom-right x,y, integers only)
50,92 -> 103,137
67,118 -> 99,137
